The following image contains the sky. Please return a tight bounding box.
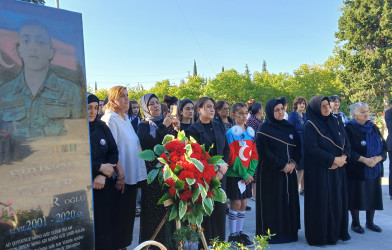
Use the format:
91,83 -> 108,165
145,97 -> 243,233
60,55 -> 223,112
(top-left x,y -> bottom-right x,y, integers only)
43,0 -> 344,90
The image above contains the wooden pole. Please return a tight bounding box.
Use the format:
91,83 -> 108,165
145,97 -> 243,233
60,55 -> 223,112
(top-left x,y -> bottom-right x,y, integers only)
199,226 -> 208,250
143,210 -> 170,250
175,220 -> 183,250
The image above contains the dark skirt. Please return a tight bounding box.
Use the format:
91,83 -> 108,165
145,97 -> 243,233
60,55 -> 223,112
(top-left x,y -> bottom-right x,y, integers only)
347,175 -> 383,211
139,160 -> 176,249
201,201 -> 226,243
226,176 -> 252,200
113,184 -> 137,249
93,178 -> 116,250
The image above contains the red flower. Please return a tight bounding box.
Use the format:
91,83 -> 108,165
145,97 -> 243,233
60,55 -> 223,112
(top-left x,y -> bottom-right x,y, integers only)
180,190 -> 192,201
166,177 -> 176,187
207,190 -> 214,198
169,188 -> 176,197
178,170 -> 195,180
169,151 -> 180,163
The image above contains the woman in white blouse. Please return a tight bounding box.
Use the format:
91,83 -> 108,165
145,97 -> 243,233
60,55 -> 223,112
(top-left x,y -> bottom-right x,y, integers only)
101,86 -> 147,249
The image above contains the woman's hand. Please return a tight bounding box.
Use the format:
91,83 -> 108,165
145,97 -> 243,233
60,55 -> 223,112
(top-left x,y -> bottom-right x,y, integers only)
100,163 -> 116,177
93,175 -> 106,190
218,163 -> 228,175
216,171 -> 224,180
333,155 -> 347,167
282,163 -> 295,174
371,156 -> 382,165
359,156 -> 377,167
328,164 -> 339,170
242,175 -> 254,185
163,114 -> 179,127
115,177 -> 125,194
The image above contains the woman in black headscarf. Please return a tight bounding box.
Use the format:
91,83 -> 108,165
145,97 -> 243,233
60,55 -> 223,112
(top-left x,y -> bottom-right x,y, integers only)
255,98 -> 301,244
88,94 -> 122,250
137,93 -> 179,249
304,95 -> 351,246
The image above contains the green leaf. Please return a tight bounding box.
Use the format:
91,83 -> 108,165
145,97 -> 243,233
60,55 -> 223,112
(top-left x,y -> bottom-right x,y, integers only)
186,178 -> 196,186
169,203 -> 179,221
213,188 -> 227,203
203,197 -> 213,215
177,130 -> 186,142
208,143 -> 214,154
173,165 -> 184,175
195,213 -> 203,227
147,169 -> 159,184
179,200 -> 187,219
175,180 -> 185,190
192,188 -> 201,203
156,162 -> 163,168
209,177 -> 221,189
191,158 -> 204,172
162,135 -> 175,145
189,136 -> 197,143
157,157 -> 168,165
207,155 -> 223,165
184,144 -> 193,157
158,171 -> 163,185
163,166 -> 171,181
158,192 -> 172,205
201,145 -> 206,154
199,185 -> 207,199
138,150 -> 156,161
154,144 -> 166,156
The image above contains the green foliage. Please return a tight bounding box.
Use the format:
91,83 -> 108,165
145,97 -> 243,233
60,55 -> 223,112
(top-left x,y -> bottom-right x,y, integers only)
193,59 -> 198,76
174,76 -> 206,100
335,0 -> 392,112
172,225 -> 202,249
94,88 -> 108,101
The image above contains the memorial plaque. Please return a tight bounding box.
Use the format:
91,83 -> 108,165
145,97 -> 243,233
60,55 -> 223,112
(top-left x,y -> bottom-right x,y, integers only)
0,1 -> 94,249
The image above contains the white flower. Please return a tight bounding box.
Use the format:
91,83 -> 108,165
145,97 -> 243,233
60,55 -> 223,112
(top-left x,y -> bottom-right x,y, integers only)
247,127 -> 255,137
231,125 -> 243,136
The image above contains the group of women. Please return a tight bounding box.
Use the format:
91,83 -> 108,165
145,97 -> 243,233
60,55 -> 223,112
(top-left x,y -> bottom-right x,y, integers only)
87,86 -> 387,249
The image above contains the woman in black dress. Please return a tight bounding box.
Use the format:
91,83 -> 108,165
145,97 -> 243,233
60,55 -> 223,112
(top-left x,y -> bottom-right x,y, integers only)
255,98 -> 301,244
186,97 -> 230,243
304,95 -> 351,246
345,102 -> 386,234
88,94 -> 122,250
137,93 -> 179,249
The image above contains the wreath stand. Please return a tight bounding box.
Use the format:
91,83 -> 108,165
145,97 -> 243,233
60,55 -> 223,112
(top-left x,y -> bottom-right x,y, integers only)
143,200 -> 209,250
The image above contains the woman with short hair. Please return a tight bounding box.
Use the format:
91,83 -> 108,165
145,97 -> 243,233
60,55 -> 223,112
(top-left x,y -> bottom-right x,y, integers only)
330,95 -> 348,124
178,98 -> 194,131
345,102 -> 387,234
101,86 -> 147,249
288,97 -> 307,195
215,100 -> 234,132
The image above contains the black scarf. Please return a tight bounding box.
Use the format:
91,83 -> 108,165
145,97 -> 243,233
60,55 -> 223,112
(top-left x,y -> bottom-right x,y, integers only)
306,95 -> 344,149
88,94 -> 100,132
264,98 -> 292,127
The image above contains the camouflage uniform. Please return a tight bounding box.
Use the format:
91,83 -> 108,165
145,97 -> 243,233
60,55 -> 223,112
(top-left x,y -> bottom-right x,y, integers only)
0,70 -> 83,139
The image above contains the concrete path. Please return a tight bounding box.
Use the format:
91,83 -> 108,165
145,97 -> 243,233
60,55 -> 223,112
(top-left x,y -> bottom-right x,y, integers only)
129,158 -> 392,249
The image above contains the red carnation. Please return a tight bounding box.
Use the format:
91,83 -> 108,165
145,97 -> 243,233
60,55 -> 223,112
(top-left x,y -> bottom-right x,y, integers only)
169,188 -> 176,197
169,151 -> 180,163
207,190 -> 214,198
180,190 -> 192,201
166,177 -> 176,187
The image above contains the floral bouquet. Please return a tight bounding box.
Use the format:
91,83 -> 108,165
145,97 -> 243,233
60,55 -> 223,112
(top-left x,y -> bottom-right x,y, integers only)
138,130 -> 227,227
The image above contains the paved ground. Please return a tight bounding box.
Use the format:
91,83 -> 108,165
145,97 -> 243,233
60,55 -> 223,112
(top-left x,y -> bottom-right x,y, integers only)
129,158 -> 392,249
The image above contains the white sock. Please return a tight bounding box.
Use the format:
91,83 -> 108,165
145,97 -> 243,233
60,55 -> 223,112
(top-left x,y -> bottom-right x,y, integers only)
236,211 -> 245,233
228,209 -> 238,235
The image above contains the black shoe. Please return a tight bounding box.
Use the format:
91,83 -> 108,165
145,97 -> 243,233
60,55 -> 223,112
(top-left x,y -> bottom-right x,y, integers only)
351,224 -> 365,234
366,223 -> 382,232
238,232 -> 254,247
299,190 -> 304,196
245,206 -> 251,211
341,234 -> 351,241
228,234 -> 240,249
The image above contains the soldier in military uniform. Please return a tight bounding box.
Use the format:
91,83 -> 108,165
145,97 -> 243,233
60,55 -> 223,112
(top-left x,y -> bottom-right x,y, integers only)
0,20 -> 82,140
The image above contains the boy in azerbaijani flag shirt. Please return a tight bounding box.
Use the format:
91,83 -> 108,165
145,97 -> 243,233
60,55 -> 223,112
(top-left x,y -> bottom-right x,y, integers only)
225,102 -> 258,248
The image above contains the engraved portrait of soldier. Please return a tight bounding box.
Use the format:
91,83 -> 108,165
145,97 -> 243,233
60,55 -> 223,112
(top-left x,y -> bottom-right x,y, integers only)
0,20 -> 83,140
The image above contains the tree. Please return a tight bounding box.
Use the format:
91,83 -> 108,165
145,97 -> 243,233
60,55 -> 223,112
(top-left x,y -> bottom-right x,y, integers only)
21,0 -> 45,4
174,76 -> 206,101
335,0 -> 392,111
262,60 -> 267,73
193,59 -> 198,76
94,88 -> 108,101
95,81 -> 97,91
222,66 -> 225,72
245,64 -> 251,78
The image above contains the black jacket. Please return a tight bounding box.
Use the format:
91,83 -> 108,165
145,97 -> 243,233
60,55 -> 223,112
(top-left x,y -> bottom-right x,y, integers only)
385,108 -> 392,151
186,120 -> 229,162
